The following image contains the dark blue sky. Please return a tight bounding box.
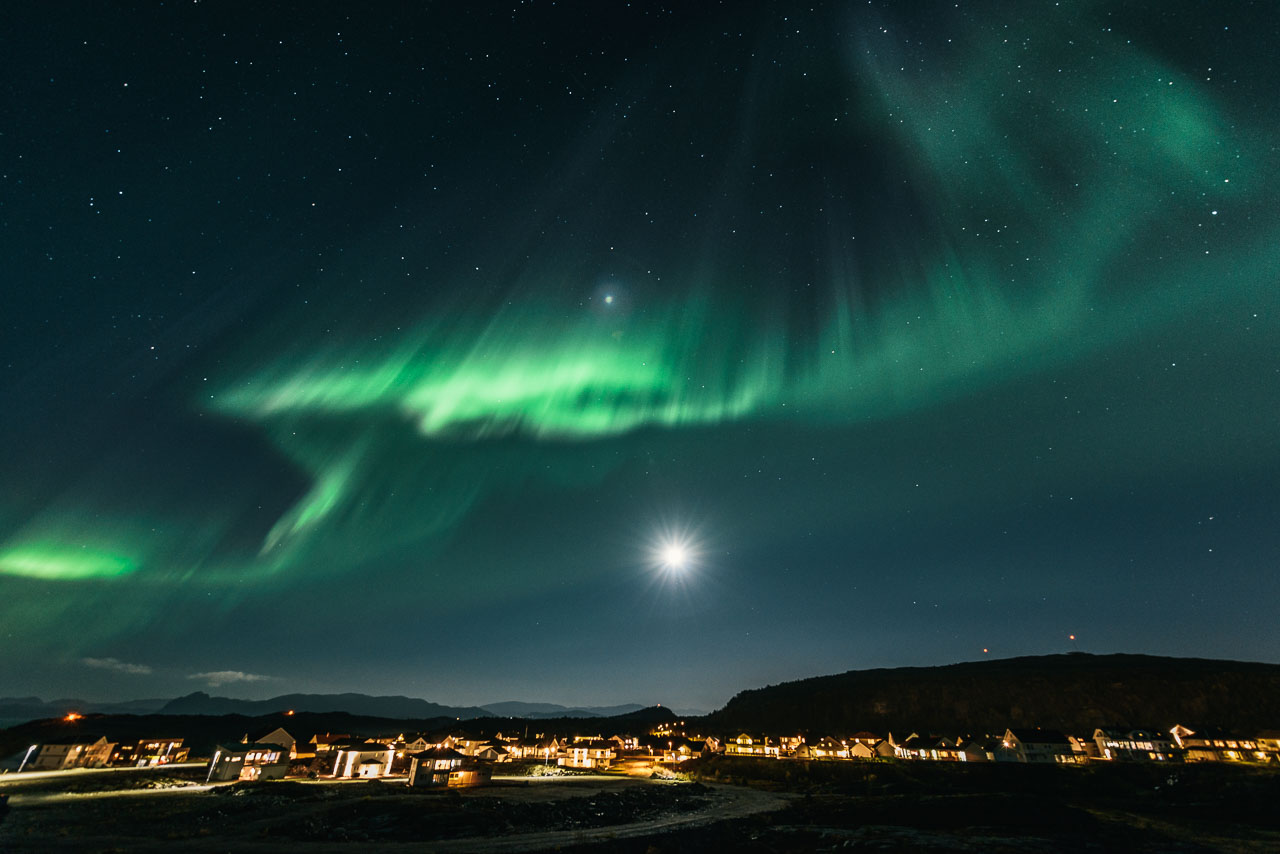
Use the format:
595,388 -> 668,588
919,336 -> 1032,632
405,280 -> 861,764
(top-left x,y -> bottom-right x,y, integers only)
2,1 -> 1277,710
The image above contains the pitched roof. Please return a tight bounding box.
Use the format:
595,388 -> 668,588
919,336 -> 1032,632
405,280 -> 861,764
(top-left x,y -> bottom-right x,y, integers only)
247,727 -> 295,746
572,739 -> 614,749
40,735 -> 109,746
213,742 -> 285,755
337,742 -> 394,752
1007,728 -> 1070,744
412,746 -> 466,760
1181,727 -> 1253,740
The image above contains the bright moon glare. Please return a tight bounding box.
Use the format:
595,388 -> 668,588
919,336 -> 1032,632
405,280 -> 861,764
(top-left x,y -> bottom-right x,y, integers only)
661,543 -> 689,570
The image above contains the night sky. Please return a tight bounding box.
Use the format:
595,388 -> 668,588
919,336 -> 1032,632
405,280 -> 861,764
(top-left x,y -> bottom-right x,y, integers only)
2,1 -> 1277,713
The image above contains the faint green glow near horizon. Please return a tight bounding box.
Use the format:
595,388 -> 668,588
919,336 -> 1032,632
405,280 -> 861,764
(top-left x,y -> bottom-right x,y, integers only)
0,545 -> 137,580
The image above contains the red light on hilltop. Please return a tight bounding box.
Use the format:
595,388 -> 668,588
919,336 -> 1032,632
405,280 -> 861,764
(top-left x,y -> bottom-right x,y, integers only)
64,712 -> 82,722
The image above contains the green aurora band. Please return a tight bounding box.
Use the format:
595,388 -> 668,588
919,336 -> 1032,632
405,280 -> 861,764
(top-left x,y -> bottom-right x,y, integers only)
0,545 -> 137,581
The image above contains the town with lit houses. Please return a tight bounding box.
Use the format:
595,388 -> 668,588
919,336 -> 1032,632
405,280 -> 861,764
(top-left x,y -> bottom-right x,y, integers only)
12,714 -> 1280,787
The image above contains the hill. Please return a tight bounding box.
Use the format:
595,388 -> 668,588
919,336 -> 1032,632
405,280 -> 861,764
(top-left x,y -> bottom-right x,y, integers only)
710,653 -> 1280,734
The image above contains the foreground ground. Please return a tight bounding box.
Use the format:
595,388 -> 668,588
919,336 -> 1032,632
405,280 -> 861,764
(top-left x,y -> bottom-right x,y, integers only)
0,769 -> 783,853
2,760 -> 1279,852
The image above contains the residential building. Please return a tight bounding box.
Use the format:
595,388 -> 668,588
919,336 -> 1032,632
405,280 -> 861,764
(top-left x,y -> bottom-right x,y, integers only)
1092,729 -> 1175,762
957,736 -> 999,762
808,736 -> 851,760
1001,729 -> 1081,764
1256,730 -> 1280,761
408,747 -> 467,787
1170,725 -> 1267,762
724,734 -> 780,758
246,728 -> 296,759
332,742 -> 396,778
111,738 -> 189,767
206,743 -> 288,782
24,736 -> 116,770
560,739 -> 615,769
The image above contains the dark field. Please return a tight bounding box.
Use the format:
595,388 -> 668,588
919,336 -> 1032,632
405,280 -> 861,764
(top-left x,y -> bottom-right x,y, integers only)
660,758 -> 1280,853
0,771 -> 768,852
2,761 -> 1278,852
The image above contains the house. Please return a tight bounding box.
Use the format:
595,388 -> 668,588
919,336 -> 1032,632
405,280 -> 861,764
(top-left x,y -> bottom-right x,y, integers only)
1001,729 -> 1081,764
246,728 -> 296,759
451,737 -> 489,755
408,747 -> 468,787
809,737 -> 850,760
446,761 -> 493,788
724,734 -> 780,758
24,736 -> 116,770
926,737 -> 961,762
399,734 -> 434,754
500,738 -> 533,760
609,734 -> 640,752
1256,730 -> 1280,762
526,737 -> 562,763
206,743 -> 289,782
891,733 -> 923,760
111,738 -> 189,767
476,743 -> 510,763
893,734 -> 960,761
655,736 -> 702,763
849,740 -> 884,760
332,743 -> 396,778
956,736 -> 997,763
1092,729 -> 1175,762
1068,734 -> 1101,761
560,739 -> 614,769
1169,725 -> 1266,762
451,739 -> 510,763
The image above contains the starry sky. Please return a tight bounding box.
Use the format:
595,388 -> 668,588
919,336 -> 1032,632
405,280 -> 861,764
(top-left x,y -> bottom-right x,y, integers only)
2,1 -> 1278,712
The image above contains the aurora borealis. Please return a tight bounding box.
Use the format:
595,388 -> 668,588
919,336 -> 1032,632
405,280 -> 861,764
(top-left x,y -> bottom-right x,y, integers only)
2,1 -> 1278,710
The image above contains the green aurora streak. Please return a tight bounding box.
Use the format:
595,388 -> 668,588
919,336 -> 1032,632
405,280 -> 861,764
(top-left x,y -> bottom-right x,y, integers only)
0,545 -> 136,581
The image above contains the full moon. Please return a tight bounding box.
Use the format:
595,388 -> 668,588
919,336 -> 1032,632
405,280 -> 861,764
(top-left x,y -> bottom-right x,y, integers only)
660,543 -> 689,570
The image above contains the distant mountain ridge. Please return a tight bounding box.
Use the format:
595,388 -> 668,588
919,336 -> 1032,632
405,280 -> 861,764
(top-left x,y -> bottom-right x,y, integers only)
0,696 -> 170,726
1,693 -> 705,728
480,701 -> 647,719
712,653 -> 1280,734
158,691 -> 490,719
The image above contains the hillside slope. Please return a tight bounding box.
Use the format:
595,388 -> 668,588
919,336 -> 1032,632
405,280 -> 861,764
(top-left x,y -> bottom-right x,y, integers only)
711,653 -> 1280,734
